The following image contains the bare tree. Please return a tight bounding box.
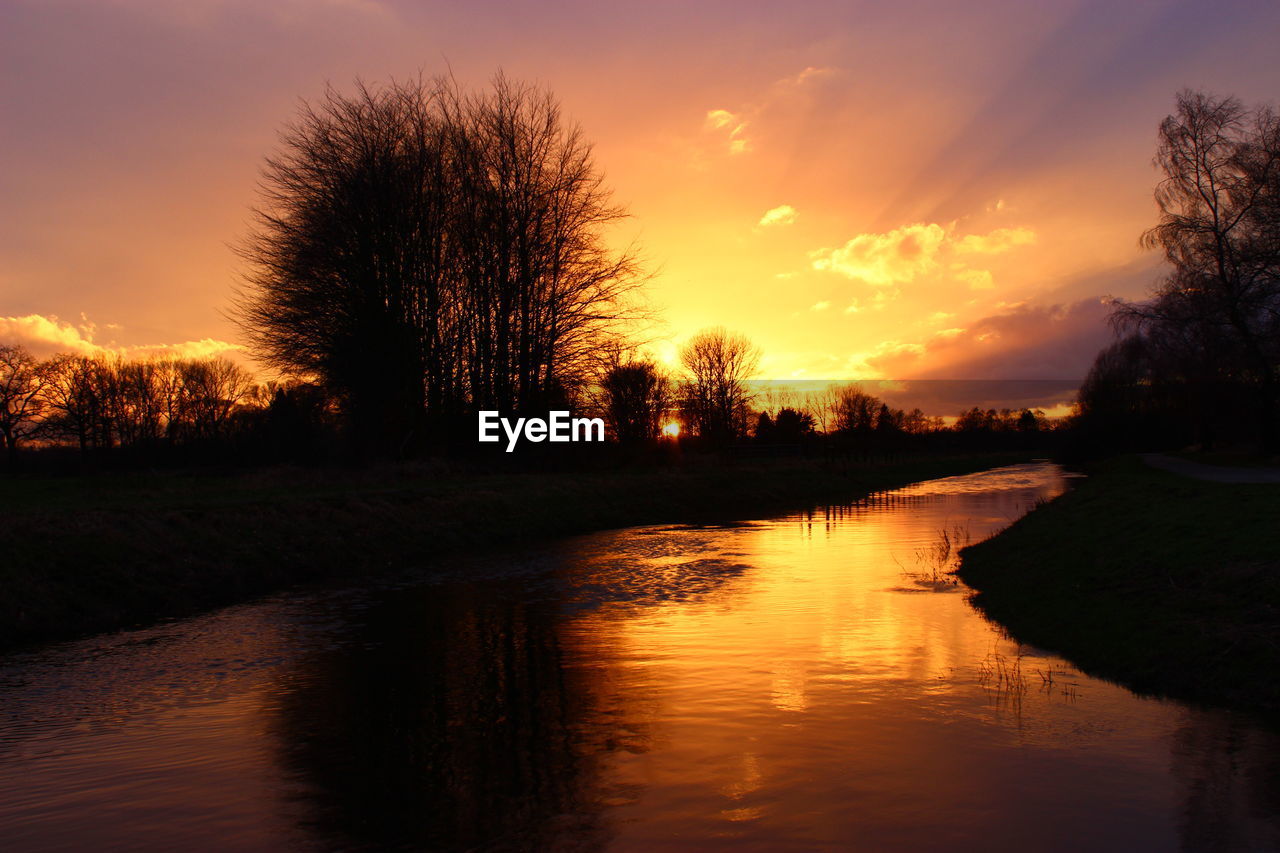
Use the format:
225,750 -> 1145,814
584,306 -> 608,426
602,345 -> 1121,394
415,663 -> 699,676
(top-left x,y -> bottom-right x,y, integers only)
41,354 -> 108,452
236,78 -> 455,452
235,74 -> 644,454
678,328 -> 760,444
599,351 -> 673,443
806,386 -> 839,434
0,344 -> 48,468
108,358 -> 165,448
173,358 -> 254,443
38,354 -> 255,457
902,408 -> 932,435
830,383 -> 880,434
1115,90 -> 1280,448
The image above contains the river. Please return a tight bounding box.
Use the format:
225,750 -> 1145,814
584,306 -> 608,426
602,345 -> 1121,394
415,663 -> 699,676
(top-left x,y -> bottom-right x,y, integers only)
1,462 -> 1278,851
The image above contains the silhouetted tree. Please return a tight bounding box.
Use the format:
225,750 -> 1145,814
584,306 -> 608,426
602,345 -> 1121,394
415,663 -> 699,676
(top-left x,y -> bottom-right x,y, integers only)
36,353 -> 255,459
599,354 -> 672,443
831,384 -> 880,434
1114,90 -> 1280,449
41,354 -> 108,452
1075,331 -> 1220,451
108,358 -> 165,448
249,380 -> 338,460
902,407 -> 934,435
678,327 -> 760,444
754,411 -> 773,441
758,407 -> 814,443
875,402 -> 903,433
236,74 -> 643,455
0,344 -> 47,468
168,358 -> 255,444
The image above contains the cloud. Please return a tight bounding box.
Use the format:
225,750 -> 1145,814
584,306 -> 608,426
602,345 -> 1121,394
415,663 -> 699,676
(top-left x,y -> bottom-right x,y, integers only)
704,108 -> 750,154
810,300 -> 830,311
864,298 -> 1114,379
702,66 -> 836,156
957,268 -> 995,290
809,222 -> 1036,294
955,227 -> 1036,254
810,223 -> 948,287
0,314 -> 243,362
704,109 -> 738,131
866,339 -> 926,365
782,66 -> 835,87
0,314 -> 100,355
759,204 -> 798,227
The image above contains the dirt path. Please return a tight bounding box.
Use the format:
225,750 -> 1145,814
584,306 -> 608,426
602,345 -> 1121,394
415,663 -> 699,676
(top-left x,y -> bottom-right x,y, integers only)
1141,453 -> 1280,483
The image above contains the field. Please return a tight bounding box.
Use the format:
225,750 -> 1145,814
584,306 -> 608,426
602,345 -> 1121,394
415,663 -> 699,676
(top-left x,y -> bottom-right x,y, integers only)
959,456 -> 1280,715
1,451 -> 1030,649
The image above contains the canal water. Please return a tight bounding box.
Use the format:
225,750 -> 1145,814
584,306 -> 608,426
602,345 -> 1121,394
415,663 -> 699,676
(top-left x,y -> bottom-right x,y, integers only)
1,462 -> 1277,851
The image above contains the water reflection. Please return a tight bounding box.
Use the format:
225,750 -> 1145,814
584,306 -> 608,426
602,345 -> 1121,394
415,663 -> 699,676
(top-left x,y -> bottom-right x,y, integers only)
0,463 -> 1278,851
271,580 -> 611,851
1172,711 -> 1280,851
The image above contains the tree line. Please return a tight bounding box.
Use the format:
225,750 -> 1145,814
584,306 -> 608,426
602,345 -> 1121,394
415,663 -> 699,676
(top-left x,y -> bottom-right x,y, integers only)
592,326 -> 1052,451
0,345 -> 259,467
0,336 -> 1056,471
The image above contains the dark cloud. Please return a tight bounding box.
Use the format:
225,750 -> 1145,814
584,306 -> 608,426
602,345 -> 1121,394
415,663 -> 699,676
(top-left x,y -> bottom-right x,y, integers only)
869,297 -> 1116,380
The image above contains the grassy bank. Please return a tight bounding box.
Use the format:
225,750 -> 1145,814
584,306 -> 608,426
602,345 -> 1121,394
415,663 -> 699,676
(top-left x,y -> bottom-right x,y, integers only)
1,451 -> 1029,649
958,456 -> 1280,714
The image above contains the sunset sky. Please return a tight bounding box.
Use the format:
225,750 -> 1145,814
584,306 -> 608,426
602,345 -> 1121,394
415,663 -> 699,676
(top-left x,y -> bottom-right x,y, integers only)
4,0 -> 1280,385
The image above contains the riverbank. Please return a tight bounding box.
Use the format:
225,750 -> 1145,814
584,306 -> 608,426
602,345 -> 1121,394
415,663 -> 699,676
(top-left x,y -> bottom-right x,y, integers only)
1,452 -> 1030,649
958,456 -> 1280,715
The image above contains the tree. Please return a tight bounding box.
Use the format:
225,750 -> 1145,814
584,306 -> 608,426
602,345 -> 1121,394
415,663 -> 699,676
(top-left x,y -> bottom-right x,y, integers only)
902,408 -> 932,435
678,327 -> 760,444
171,358 -> 255,443
764,407 -> 814,443
235,74 -> 643,454
0,344 -> 47,468
831,383 -> 879,434
599,354 -> 672,443
41,354 -> 108,452
955,407 -> 995,432
1114,90 -> 1280,448
875,402 -> 903,433
108,358 -> 165,448
1075,331 -> 1225,452
37,353 -> 256,458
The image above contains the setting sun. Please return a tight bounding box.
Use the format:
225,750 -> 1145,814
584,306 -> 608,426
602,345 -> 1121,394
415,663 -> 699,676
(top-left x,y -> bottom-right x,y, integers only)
662,422 -> 681,438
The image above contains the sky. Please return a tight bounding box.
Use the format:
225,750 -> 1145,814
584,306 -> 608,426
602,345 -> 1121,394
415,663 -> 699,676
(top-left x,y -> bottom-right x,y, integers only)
3,0 -> 1280,391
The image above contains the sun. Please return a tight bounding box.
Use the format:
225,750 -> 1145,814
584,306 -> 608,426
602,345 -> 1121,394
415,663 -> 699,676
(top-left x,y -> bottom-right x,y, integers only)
661,421 -> 681,438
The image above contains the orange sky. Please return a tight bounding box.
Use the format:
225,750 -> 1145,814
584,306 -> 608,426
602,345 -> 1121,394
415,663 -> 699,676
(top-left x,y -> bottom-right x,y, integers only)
3,0 -> 1280,381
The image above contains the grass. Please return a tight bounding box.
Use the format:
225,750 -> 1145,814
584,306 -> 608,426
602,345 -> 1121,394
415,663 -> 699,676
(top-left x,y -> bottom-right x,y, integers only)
900,523 -> 970,590
0,450 -> 1031,650
958,455 -> 1280,715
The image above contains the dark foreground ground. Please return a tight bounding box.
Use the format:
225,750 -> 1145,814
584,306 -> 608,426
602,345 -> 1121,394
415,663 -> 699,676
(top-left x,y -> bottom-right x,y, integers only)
959,455 -> 1280,716
0,451 -> 1029,650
